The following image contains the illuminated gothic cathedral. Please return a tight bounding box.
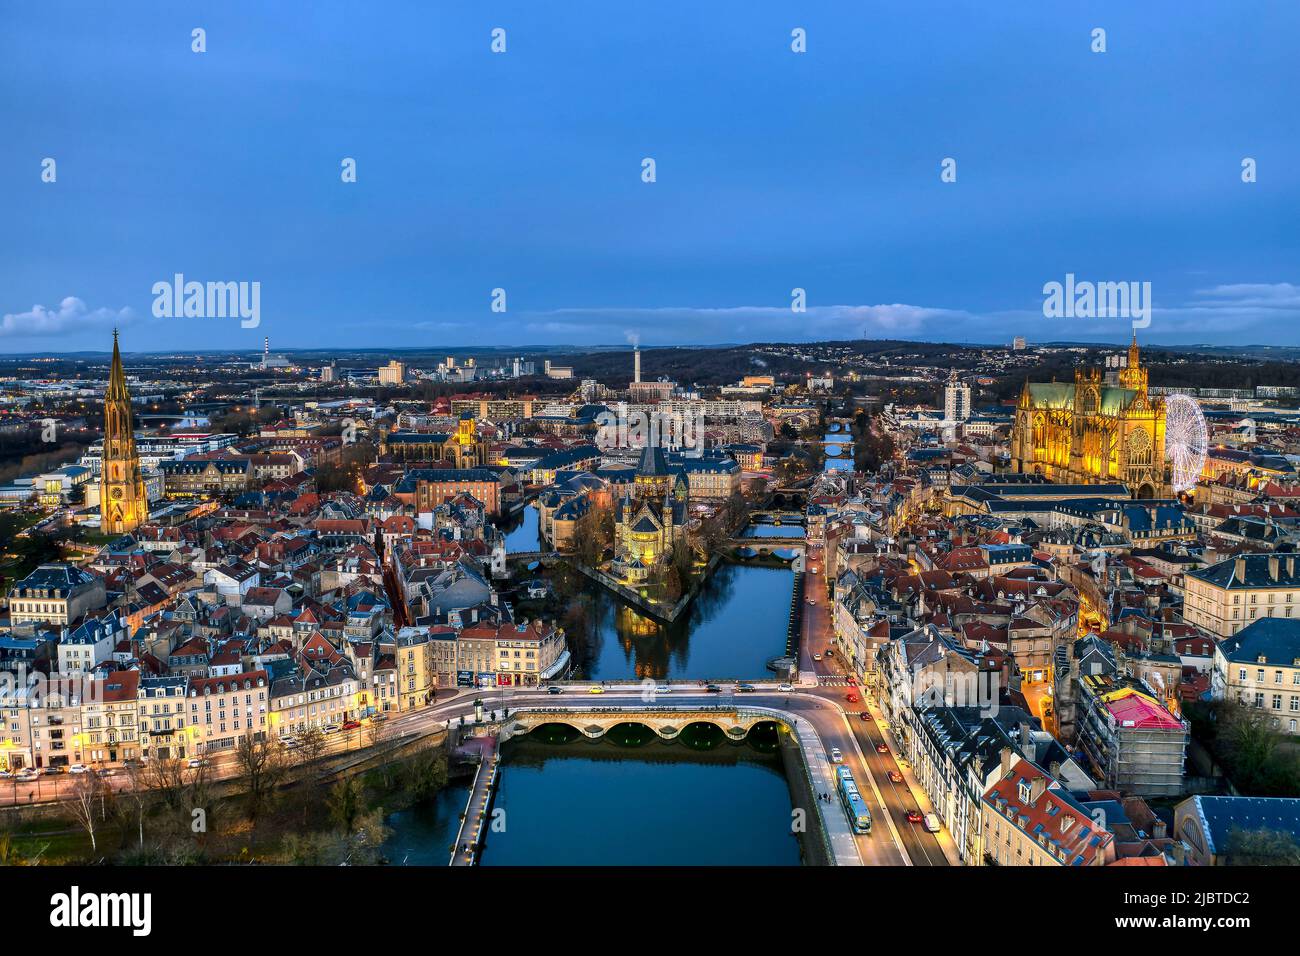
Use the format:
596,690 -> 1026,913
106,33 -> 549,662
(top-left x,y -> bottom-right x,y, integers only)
1009,336 -> 1170,499
99,330 -> 148,534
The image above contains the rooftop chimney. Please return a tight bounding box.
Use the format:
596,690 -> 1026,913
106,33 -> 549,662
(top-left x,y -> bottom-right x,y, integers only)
999,745 -> 1015,779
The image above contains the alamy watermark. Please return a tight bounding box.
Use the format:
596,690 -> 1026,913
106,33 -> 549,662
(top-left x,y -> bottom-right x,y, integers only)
50,886 -> 151,937
1042,272 -> 1151,329
596,402 -> 703,457
0,665 -> 105,707
151,274 -> 260,328
912,665 -> 1000,716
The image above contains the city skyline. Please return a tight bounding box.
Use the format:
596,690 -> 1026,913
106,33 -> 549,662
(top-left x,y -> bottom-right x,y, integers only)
4,2 -> 1298,352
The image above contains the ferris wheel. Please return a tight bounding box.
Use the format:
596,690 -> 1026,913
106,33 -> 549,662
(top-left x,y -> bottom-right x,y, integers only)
1164,393 -> 1208,493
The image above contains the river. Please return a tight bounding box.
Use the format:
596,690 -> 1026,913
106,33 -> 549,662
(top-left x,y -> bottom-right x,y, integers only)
576,562 -> 793,681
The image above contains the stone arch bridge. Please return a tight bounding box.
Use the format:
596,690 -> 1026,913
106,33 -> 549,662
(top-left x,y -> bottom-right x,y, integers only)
497,706 -> 793,744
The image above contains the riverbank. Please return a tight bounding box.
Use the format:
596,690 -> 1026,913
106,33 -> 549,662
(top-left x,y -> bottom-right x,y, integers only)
0,735 -> 461,865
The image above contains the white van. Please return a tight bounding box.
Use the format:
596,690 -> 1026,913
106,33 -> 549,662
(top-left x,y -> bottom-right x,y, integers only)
923,812 -> 942,833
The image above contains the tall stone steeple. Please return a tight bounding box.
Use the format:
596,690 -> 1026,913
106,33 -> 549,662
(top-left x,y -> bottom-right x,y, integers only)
1118,332 -> 1148,395
99,330 -> 148,534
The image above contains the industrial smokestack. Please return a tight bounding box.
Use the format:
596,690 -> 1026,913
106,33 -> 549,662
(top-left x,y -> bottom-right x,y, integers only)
634,347 -> 641,384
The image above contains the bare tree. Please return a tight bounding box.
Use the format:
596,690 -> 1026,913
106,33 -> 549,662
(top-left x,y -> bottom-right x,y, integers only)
296,727 -> 328,768
145,757 -> 186,809
183,760 -> 215,837
327,775 -> 366,833
122,762 -> 151,849
68,772 -> 109,855
234,736 -> 287,826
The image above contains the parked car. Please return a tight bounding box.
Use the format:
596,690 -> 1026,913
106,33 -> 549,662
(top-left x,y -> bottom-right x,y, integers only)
15,769 -> 39,782
829,748 -> 843,763
906,810 -> 924,824
887,770 -> 903,784
547,686 -> 564,695
923,813 -> 942,833
372,714 -> 389,722
186,758 -> 209,768
67,764 -> 90,774
342,720 -> 361,731
875,743 -> 889,754
96,768 -> 116,777
0,770 -> 11,779
322,724 -> 340,734
778,683 -> 793,692
42,766 -> 63,775
589,686 -> 604,694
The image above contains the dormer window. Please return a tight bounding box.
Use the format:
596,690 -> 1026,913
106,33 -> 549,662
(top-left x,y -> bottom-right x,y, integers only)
1017,779 -> 1032,804
1060,815 -> 1075,834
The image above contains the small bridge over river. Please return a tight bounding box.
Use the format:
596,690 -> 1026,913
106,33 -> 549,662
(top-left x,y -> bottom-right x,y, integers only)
498,706 -> 791,743
479,703 -> 864,866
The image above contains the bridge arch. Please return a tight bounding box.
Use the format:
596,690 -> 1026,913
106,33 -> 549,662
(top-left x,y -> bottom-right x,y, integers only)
498,708 -> 793,745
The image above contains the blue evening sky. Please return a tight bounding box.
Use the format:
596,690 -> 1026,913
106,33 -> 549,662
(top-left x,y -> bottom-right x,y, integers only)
2,1 -> 1297,353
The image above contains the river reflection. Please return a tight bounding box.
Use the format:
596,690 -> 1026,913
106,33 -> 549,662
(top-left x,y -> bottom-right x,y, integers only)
824,431 -> 853,472
479,728 -> 802,866
572,562 -> 792,681
498,502 -> 542,553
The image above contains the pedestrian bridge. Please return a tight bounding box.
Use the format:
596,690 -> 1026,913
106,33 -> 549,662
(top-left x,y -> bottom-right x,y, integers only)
497,706 -> 794,744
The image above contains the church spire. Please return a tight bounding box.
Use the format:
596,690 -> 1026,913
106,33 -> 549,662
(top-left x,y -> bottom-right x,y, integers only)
1128,332 -> 1140,370
100,330 -> 148,535
107,327 -> 129,402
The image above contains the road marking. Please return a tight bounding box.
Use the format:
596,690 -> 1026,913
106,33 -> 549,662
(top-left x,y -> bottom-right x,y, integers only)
836,708 -> 910,866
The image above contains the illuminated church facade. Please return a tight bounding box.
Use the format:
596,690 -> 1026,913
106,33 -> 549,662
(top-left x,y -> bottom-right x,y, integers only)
611,445 -> 689,585
382,412 -> 490,467
100,331 -> 149,534
1009,337 -> 1170,499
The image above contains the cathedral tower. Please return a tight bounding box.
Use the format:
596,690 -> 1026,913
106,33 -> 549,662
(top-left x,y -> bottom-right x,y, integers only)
1118,333 -> 1148,394
99,330 -> 148,534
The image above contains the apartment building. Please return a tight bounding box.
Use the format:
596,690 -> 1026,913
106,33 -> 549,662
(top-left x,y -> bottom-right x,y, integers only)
1213,617 -> 1300,735
138,675 -> 191,761
57,609 -> 126,675
393,627 -> 440,710
81,670 -> 140,766
980,756 -> 1115,866
1184,553 -> 1300,639
159,458 -> 251,497
7,564 -> 106,627
186,670 -> 271,754
270,664 -> 360,736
